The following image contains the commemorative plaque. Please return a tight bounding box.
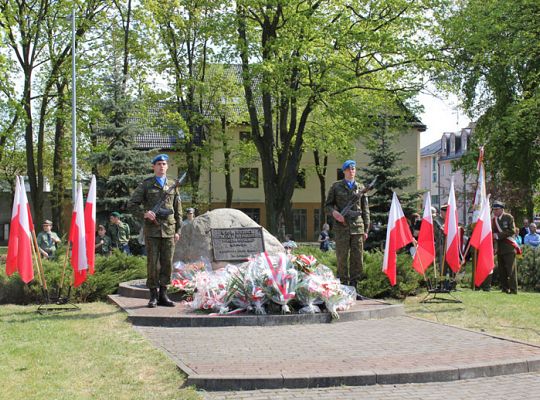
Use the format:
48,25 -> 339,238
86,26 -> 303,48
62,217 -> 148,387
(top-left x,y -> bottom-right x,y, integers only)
211,227 -> 265,261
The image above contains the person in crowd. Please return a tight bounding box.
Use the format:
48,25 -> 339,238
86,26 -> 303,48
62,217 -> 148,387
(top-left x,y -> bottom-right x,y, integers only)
36,220 -> 61,259
183,208 -> 195,226
95,224 -> 112,256
318,223 -> 331,252
492,200 -> 519,294
519,218 -> 530,243
108,211 -> 131,254
524,223 -> 540,248
282,233 -> 298,255
325,159 -> 370,289
128,154 -> 182,308
514,228 -> 523,246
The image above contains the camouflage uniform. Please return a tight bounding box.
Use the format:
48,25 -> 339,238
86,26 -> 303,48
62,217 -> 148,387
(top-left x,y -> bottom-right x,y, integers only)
128,176 -> 182,290
95,234 -> 112,255
493,212 -> 518,293
108,222 -> 130,253
325,180 -> 370,285
36,231 -> 61,258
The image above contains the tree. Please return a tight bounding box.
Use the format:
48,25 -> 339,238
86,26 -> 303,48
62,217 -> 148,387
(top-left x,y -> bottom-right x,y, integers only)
361,115 -> 422,250
439,0 -> 540,218
230,0 -> 447,235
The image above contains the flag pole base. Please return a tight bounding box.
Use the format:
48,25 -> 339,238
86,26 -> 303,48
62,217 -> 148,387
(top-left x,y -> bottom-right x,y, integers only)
420,281 -> 462,304
36,288 -> 80,314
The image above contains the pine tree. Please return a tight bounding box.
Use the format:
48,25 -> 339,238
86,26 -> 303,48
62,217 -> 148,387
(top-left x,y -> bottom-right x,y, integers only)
362,119 -> 422,250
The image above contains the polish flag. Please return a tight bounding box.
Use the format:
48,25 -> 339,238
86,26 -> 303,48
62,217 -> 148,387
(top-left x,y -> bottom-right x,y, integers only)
470,197 -> 494,287
412,193 -> 435,274
472,147 -> 486,223
5,177 -> 21,276
444,179 -> 461,272
383,192 -> 414,286
84,175 -> 96,274
69,184 -> 88,287
17,177 -> 34,283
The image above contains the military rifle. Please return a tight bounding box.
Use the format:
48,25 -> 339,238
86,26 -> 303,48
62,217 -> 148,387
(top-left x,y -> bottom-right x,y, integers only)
150,172 -> 187,223
338,176 -> 377,220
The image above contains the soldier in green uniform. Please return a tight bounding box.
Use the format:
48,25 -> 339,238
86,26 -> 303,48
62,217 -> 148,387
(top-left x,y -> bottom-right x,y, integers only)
128,154 -> 182,308
492,200 -> 518,294
325,160 -> 370,289
36,220 -> 61,259
108,211 -> 131,254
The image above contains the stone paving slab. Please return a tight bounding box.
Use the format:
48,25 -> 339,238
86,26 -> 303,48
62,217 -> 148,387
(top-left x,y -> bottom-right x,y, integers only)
134,316 -> 540,390
108,294 -> 404,327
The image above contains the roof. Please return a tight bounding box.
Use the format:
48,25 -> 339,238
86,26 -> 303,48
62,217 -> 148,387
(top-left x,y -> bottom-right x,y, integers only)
420,140 -> 441,157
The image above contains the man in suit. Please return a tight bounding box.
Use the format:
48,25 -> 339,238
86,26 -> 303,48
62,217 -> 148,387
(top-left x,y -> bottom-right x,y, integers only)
492,200 -> 518,294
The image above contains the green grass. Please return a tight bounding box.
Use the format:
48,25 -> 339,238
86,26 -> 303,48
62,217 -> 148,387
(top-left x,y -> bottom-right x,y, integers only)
0,302 -> 200,400
399,289 -> 540,345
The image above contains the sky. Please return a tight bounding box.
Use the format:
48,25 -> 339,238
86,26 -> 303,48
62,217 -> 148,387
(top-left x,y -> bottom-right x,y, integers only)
417,91 -> 471,148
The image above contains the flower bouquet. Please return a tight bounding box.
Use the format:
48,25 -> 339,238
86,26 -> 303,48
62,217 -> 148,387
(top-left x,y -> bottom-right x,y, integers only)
258,252 -> 297,313
293,254 -> 319,274
171,260 -> 209,298
295,272 -> 324,314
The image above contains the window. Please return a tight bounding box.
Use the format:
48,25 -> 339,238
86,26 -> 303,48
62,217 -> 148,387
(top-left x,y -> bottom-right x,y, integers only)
292,209 -> 307,241
295,168 -> 306,189
239,168 -> 258,188
239,131 -> 251,142
431,194 -> 439,207
431,157 -> 437,183
239,208 -> 260,224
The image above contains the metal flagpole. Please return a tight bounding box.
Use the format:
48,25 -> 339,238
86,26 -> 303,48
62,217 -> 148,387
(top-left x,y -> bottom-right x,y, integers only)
71,7 -> 77,202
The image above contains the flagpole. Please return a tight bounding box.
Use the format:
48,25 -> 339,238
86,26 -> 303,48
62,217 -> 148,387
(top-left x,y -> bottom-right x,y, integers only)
58,244 -> 71,298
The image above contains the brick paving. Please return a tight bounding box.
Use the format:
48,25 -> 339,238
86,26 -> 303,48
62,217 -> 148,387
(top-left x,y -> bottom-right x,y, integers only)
199,371 -> 540,400
134,316 -> 540,390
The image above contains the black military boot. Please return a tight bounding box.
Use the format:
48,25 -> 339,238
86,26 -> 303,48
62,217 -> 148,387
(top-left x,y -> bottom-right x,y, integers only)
158,286 -> 175,307
148,288 -> 158,308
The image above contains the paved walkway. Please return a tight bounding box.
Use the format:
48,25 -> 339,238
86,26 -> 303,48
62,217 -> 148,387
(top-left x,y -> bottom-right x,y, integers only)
199,371 -> 540,400
134,316 -> 540,391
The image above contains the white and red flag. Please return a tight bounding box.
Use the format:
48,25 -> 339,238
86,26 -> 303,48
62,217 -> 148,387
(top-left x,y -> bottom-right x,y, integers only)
412,193 -> 435,275
17,177 -> 34,283
469,197 -> 494,287
84,175 -> 96,274
472,147 -> 486,223
444,178 -> 461,273
5,177 -> 21,277
69,184 -> 88,287
383,192 -> 414,286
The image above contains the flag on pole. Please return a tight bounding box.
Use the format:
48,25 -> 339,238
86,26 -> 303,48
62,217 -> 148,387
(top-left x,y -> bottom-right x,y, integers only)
5,177 -> 21,276
383,192 -> 414,286
444,178 -> 461,273
84,175 -> 96,274
470,197 -> 494,287
472,146 -> 486,223
17,177 -> 34,283
69,184 -> 88,287
412,193 -> 435,274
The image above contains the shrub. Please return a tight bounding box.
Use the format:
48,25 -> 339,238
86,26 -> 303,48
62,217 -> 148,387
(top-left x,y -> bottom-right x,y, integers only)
518,246 -> 540,291
0,249 -> 146,304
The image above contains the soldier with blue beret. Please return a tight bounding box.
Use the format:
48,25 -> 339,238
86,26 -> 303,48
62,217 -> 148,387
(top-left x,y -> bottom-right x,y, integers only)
325,159 -> 370,290
128,153 -> 182,308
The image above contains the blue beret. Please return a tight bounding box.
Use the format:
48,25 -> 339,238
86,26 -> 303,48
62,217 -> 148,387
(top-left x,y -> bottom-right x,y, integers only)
152,154 -> 169,164
342,160 -> 356,171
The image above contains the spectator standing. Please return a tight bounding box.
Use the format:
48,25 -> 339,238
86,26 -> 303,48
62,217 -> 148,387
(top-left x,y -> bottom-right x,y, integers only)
109,211 -> 131,254
95,224 -> 112,256
36,220 -> 61,259
524,223 -> 540,248
183,208 -> 195,226
318,223 -> 331,252
519,218 -> 530,242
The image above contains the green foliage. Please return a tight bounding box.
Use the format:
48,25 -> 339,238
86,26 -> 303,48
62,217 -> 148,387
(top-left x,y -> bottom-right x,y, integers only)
358,250 -> 423,299
517,246 -> 540,291
439,0 -> 540,218
0,250 -> 146,305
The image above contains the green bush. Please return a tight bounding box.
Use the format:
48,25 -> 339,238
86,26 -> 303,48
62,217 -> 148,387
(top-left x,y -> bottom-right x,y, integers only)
518,246 -> 540,291
0,249 -> 146,304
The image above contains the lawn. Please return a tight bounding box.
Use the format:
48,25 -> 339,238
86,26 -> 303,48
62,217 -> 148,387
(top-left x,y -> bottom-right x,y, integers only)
401,288 -> 540,345
0,302 -> 200,400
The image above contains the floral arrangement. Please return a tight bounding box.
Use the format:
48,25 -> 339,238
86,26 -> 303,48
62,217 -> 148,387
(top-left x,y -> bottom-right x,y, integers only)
172,252 -> 356,318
